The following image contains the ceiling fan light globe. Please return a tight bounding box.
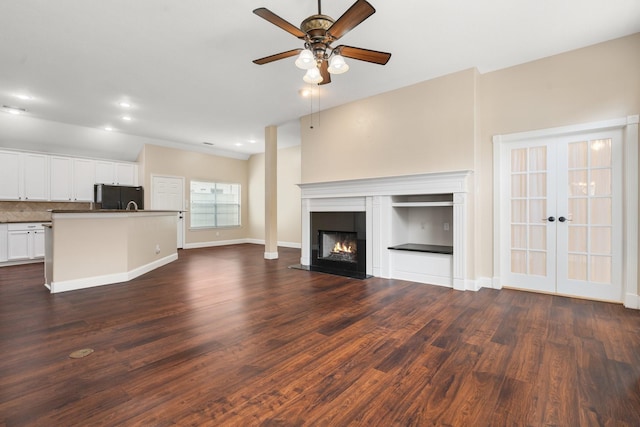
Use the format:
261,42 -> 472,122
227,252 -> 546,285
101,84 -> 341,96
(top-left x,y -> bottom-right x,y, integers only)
328,54 -> 349,74
303,67 -> 323,84
295,49 -> 316,70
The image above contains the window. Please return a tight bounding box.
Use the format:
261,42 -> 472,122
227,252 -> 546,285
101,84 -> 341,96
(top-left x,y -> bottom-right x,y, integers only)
190,181 -> 241,228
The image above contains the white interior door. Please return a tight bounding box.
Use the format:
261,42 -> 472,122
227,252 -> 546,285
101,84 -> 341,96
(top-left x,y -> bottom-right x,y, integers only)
500,129 -> 622,302
152,176 -> 185,249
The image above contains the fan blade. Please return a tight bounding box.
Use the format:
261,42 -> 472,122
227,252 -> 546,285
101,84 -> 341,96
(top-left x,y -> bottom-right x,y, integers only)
253,8 -> 306,39
253,49 -> 302,65
328,0 -> 376,40
319,60 -> 331,85
336,45 -> 391,65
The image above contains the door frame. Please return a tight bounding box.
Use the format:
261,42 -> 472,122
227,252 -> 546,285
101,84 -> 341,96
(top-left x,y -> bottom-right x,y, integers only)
492,115 -> 639,308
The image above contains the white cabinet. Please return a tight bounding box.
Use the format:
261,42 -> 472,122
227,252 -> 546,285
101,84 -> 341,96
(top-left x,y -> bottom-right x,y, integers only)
0,224 -> 7,262
0,151 -> 21,200
50,157 -> 96,202
7,223 -> 45,261
0,150 -> 137,202
115,163 -> 136,185
95,161 -> 115,184
50,156 -> 73,201
23,154 -> 49,201
73,158 -> 95,201
0,151 -> 49,201
96,161 -> 137,185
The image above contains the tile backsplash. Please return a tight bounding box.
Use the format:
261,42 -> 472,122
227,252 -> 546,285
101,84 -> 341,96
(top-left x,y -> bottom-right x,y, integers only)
0,201 -> 92,223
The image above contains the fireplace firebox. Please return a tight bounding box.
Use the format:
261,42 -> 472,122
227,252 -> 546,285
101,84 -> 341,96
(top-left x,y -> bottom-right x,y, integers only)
318,230 -> 358,263
305,211 -> 368,279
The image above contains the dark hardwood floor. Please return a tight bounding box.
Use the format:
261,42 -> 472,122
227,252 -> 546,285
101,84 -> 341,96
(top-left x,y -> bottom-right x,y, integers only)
1,244 -> 640,426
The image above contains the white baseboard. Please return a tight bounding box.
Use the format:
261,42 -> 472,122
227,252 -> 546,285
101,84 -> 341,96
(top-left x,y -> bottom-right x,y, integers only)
184,239 -> 248,249
624,293 -> 639,310
264,251 -> 279,260
185,239 -> 301,250
466,277 -> 492,291
50,253 -> 178,293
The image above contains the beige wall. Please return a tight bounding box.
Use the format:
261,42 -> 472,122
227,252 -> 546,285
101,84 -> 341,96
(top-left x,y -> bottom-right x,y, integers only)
300,33 -> 640,285
301,69 -> 478,183
140,144 -> 249,245
142,142 -> 301,248
248,145 -> 301,245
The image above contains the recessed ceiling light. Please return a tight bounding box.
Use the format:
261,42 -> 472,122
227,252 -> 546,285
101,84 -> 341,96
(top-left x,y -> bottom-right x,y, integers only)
119,101 -> 131,108
104,126 -> 114,131
14,94 -> 34,101
122,116 -> 132,121
248,139 -> 257,144
2,105 -> 26,115
235,143 -> 243,147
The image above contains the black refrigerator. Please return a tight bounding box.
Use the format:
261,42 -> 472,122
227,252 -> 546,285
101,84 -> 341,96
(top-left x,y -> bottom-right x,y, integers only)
94,184 -> 144,210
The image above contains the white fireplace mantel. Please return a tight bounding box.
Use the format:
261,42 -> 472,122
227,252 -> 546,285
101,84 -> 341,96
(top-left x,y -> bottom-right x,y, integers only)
298,171 -> 475,291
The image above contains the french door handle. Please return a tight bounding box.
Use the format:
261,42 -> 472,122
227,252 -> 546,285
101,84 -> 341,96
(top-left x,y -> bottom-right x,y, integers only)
558,216 -> 572,222
544,216 -> 556,222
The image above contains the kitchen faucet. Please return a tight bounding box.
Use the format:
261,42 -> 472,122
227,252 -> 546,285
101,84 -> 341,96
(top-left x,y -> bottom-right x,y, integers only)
126,201 -> 138,211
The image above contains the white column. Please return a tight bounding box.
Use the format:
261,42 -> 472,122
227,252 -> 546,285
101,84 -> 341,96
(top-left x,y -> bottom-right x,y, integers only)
264,125 -> 278,260
453,192 -> 467,291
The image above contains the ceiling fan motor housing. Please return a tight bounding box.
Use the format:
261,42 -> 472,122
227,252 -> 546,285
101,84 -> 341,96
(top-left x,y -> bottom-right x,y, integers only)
301,14 -> 335,61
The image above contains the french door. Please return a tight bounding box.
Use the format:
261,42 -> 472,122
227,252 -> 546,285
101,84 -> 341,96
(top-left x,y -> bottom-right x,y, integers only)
501,128 -> 622,302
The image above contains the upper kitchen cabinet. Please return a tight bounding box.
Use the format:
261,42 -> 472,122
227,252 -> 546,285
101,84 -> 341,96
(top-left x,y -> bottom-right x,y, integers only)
23,154 -> 49,200
0,151 -> 21,200
50,156 -> 96,202
0,151 -> 49,201
50,156 -> 73,201
95,161 -> 137,186
73,158 -> 96,201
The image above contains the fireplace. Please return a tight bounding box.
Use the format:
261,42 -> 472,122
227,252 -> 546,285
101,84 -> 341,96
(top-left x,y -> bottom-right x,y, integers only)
307,211 -> 368,279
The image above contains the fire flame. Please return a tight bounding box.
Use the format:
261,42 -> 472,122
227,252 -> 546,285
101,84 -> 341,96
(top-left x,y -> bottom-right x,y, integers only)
332,241 -> 354,254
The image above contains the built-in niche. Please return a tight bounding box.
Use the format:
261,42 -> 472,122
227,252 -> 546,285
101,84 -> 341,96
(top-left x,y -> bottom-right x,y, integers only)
389,194 -> 454,251
388,194 -> 454,286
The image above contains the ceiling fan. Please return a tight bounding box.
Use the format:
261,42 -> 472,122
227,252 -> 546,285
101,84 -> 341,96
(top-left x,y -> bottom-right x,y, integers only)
252,0 -> 391,85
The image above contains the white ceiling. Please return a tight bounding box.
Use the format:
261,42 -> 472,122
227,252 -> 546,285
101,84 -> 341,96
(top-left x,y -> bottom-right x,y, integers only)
1,0 -> 639,161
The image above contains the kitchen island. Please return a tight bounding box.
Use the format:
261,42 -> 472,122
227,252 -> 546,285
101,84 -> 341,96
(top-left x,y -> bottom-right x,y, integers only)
44,210 -> 178,293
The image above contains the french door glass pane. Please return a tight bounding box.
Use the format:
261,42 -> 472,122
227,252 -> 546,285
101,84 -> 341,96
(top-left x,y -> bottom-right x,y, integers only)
568,170 -> 588,196
590,227 -> 612,254
511,225 -> 527,248
590,198 -> 612,224
511,200 -> 527,222
568,254 -> 588,280
591,169 -> 611,196
568,226 -> 587,252
511,149 -> 527,172
511,250 -> 526,273
528,146 -> 546,170
568,198 -> 587,223
529,226 -> 546,250
590,255 -> 611,283
511,175 -> 527,197
529,251 -> 546,276
529,200 -> 546,223
529,173 -> 547,197
590,139 -> 611,167
568,141 -> 588,168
